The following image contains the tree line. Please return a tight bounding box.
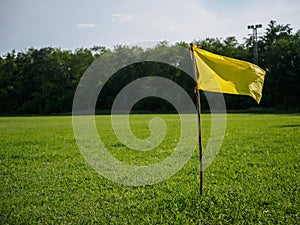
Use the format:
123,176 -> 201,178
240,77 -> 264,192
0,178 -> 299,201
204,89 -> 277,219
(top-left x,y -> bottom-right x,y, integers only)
0,20 -> 299,115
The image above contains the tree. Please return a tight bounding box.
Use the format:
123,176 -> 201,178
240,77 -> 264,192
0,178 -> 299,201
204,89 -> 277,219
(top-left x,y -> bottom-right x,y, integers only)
259,21 -> 300,109
0,21 -> 299,114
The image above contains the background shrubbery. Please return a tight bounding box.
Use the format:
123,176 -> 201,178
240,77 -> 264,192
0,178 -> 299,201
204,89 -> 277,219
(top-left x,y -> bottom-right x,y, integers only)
0,21 -> 299,114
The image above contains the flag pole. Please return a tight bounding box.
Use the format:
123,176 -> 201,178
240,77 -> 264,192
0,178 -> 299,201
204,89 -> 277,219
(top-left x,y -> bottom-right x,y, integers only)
190,43 -> 204,196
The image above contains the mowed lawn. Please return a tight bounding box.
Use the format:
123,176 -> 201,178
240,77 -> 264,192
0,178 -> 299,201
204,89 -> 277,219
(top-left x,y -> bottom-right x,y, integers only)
0,114 -> 299,224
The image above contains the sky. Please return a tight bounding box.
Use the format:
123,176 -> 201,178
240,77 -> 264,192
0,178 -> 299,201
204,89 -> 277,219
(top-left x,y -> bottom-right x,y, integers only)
0,0 -> 300,55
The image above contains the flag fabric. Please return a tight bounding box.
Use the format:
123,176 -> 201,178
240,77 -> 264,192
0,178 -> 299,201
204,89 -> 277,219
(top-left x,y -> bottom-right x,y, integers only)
191,44 -> 266,103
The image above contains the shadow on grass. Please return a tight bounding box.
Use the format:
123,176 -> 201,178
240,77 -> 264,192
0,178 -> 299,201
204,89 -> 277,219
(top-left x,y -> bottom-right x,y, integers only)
274,124 -> 300,128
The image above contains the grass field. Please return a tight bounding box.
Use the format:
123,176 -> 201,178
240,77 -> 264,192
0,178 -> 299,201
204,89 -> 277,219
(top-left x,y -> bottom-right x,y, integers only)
0,114 -> 299,224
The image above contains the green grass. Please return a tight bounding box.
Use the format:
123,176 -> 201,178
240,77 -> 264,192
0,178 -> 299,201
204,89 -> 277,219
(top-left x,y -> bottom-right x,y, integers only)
0,114 -> 299,224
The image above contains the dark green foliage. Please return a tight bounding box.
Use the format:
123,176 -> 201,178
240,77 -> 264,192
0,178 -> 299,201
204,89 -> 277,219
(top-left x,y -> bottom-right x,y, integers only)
259,21 -> 300,109
0,47 -> 100,114
0,21 -> 299,114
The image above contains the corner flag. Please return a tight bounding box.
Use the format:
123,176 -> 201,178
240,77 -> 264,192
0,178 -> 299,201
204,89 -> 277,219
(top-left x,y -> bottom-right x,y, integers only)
191,44 -> 266,103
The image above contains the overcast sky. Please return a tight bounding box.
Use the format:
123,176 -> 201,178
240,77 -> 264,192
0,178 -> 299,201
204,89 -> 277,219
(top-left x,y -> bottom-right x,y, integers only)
1,0 -> 299,55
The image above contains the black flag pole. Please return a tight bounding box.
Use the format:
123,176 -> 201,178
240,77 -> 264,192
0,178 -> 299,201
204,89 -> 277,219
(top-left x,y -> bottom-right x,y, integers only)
190,43 -> 204,196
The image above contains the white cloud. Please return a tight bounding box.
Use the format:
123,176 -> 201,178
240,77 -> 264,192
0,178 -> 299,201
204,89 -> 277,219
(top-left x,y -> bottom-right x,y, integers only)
76,23 -> 96,28
108,0 -> 300,45
109,0 -> 219,43
112,13 -> 134,23
2,0 -> 299,54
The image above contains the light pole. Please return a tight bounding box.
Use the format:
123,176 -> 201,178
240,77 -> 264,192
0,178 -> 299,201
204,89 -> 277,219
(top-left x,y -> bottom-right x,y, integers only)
247,24 -> 262,65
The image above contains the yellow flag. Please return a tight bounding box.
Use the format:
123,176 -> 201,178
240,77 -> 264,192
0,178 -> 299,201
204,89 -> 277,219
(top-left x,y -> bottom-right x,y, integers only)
192,44 -> 266,103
